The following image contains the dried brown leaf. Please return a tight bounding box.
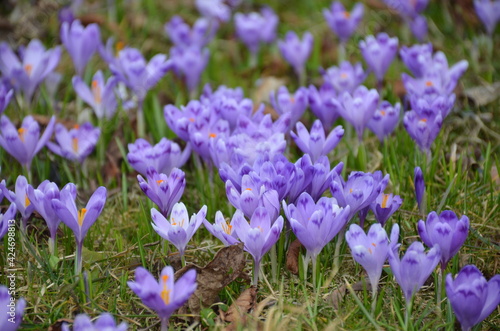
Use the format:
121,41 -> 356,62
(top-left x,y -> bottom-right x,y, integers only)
463,82 -> 500,106
175,243 -> 247,316
222,286 -> 258,323
286,239 -> 302,275
48,318 -> 73,331
329,279 -> 372,310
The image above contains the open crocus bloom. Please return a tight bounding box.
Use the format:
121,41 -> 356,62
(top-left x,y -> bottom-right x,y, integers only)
47,122 -> 100,163
62,312 -> 128,331
128,266 -> 197,327
203,210 -> 240,246
72,70 -> 117,119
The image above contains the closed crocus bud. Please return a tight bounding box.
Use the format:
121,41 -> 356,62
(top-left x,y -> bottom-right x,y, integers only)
445,265 -> 500,331
278,31 -> 314,79
62,313 -> 128,331
170,46 -> 210,94
388,241 -> 441,304
195,0 -> 231,22
409,15 -> 428,42
235,8 -> 278,55
60,19 -> 101,76
399,43 -> 433,78
308,83 -> 340,129
474,0 -> 500,35
417,210 -> 469,270
359,33 -> 399,83
323,1 -> 364,43
414,166 -> 425,211
0,203 -> 16,240
269,86 -> 309,130
367,101 -> 401,142
370,192 -> 403,226
72,70 -> 118,119
0,81 -> 13,114
165,16 -> 218,49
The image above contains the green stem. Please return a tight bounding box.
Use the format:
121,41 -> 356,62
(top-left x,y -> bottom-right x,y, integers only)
332,228 -> 345,277
312,254 -> 318,290
252,258 -> 261,286
270,244 -> 277,284
405,298 -> 412,331
75,240 -> 83,276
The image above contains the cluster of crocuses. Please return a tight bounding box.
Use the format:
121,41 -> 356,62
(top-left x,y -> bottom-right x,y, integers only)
0,0 -> 499,330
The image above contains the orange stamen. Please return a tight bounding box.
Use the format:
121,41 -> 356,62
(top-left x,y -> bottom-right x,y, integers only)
245,188 -> 252,191
209,133 -> 217,138
156,179 -> 165,185
380,110 -> 386,116
78,208 -> 87,227
349,188 -> 353,193
420,118 -> 428,123
340,73 -> 348,79
425,81 -> 433,87
189,118 -> 195,122
73,124 -> 80,129
116,41 -> 125,53
222,222 -> 233,235
25,195 -> 30,207
24,64 -> 33,76
381,194 -> 389,208
343,11 -> 351,18
92,80 -> 102,104
18,128 -> 26,142
290,97 -> 295,103
368,248 -> 373,254
160,275 -> 171,305
72,137 -> 79,153
371,243 -> 377,247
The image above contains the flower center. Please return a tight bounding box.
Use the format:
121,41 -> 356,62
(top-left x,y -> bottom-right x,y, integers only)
340,73 -> 348,79
78,208 -> 87,227
343,11 -> 350,18
189,118 -> 195,122
290,97 -> 295,103
25,195 -> 30,207
420,118 -> 427,123
209,133 -> 217,138
221,222 -> 233,235
18,128 -> 26,142
425,81 -> 433,87
156,179 -> 165,185
116,41 -> 125,53
24,64 -> 33,76
380,110 -> 386,116
92,80 -> 102,104
381,194 -> 389,208
171,217 -> 185,227
160,275 -> 171,305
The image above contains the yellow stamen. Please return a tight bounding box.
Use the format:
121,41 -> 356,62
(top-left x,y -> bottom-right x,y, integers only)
381,194 -> 389,208
25,195 -> 30,207
78,208 -> 87,227
92,80 -> 102,104
425,81 -> 433,87
222,222 -> 233,235
24,64 -> 33,76
160,275 -> 171,305
116,41 -> 125,53
343,11 -> 350,18
209,133 -> 217,138
72,137 -> 79,153
18,128 -> 26,142
349,188 -> 353,193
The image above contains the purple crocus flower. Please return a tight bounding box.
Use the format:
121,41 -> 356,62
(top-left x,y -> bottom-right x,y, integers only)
62,313 -> 128,331
27,181 -> 66,254
346,223 -> 399,295
128,266 -> 197,329
388,240 -> 441,303
383,0 -> 429,19
414,166 -> 425,211
0,81 -> 13,114
403,109 -> 443,153
367,101 -> 401,142
0,285 -> 26,331
2,176 -> 35,231
72,70 -> 118,119
188,112 -> 230,166
164,100 -> 206,142
269,86 -> 309,130
474,0 -> 500,35
291,120 -> 344,163
137,167 -> 186,218
0,40 -> 61,103
278,31 -> 314,80
127,138 -> 191,176
409,15 -> 428,42
233,207 -> 284,285
234,7 -> 278,55
283,193 -> 350,268
60,20 -> 101,76
0,204 -> 16,240
47,122 -> 100,163
359,33 -> 399,83
203,210 -> 240,246
445,265 -> 500,331
170,46 -> 210,94
165,16 -> 218,49
331,85 -> 379,141
308,83 -> 339,129
210,95 -> 255,132
409,93 -> 456,120
225,174 -> 280,222
399,43 -> 433,78
321,61 -> 366,94
323,2 -> 364,43
110,48 -> 172,104
370,193 -> 403,226
0,115 -> 56,171
151,202 -> 207,258
417,210 -> 469,270
52,185 -> 107,274
330,170 -> 389,221
195,0 -> 231,22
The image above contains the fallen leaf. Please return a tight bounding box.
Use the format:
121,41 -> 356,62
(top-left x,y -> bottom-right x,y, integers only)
463,82 -> 500,106
329,279 -> 372,310
222,286 -> 258,323
175,243 -> 247,316
286,239 -> 302,275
